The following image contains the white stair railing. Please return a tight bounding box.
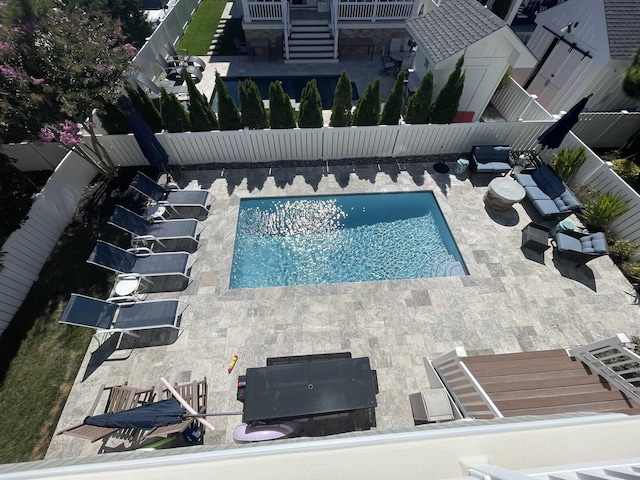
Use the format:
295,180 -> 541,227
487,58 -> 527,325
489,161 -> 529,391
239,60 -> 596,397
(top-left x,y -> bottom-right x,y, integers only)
282,0 -> 290,60
568,334 -> 640,405
432,348 -> 503,419
331,0 -> 338,59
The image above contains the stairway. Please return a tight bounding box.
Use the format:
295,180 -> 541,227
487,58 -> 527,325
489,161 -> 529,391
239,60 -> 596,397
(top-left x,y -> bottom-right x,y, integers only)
460,349 -> 640,417
286,18 -> 337,63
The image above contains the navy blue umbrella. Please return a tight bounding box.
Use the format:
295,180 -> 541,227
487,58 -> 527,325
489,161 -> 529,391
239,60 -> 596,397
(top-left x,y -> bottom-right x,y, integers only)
117,95 -> 170,173
537,95 -> 591,149
84,398 -> 186,429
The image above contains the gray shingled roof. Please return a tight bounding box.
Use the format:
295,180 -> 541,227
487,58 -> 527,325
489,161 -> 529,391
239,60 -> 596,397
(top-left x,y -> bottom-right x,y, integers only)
406,0 -> 506,63
603,0 -> 640,60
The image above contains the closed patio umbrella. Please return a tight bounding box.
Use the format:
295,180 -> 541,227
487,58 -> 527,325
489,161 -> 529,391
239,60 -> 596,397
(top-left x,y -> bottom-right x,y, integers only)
84,398 -> 186,429
117,95 -> 170,173
537,94 -> 592,150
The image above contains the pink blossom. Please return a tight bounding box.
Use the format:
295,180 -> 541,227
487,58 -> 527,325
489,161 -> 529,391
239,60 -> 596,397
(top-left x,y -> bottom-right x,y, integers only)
59,131 -> 84,147
123,43 -> 137,56
60,120 -> 80,135
0,3 -> 7,7
0,41 -> 12,52
30,76 -> 44,85
38,128 -> 56,143
0,64 -> 20,78
89,39 -> 99,47
95,64 -> 114,74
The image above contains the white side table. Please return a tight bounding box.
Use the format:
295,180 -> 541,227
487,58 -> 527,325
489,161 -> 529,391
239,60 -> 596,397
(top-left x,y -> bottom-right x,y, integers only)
145,204 -> 166,221
114,276 -> 141,297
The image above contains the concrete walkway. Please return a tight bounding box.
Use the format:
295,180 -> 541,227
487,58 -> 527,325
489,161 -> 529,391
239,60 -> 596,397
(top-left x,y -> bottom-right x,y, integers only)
46,159 -> 640,459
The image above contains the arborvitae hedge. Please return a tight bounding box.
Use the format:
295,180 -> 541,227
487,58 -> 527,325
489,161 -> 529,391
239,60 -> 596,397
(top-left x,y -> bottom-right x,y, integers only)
329,71 -> 353,127
404,71 -> 434,124
240,79 -> 269,129
298,79 -> 323,128
216,72 -> 242,131
96,102 -> 130,134
160,88 -> 190,133
430,54 -> 465,124
269,81 -> 297,129
126,84 -> 163,132
351,78 -> 380,126
186,74 -> 219,131
380,70 -> 406,126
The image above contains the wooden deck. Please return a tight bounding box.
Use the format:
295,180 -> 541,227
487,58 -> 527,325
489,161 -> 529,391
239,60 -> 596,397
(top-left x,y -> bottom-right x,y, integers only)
454,349 -> 640,418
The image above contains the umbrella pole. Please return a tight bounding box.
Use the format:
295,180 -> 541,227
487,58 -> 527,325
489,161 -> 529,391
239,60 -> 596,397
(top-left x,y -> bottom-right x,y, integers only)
161,377 -> 216,433
186,412 -> 244,417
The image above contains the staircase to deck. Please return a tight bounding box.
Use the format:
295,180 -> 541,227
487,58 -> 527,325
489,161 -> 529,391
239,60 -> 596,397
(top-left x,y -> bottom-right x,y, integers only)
435,347 -> 640,419
286,18 -> 337,63
465,349 -> 640,416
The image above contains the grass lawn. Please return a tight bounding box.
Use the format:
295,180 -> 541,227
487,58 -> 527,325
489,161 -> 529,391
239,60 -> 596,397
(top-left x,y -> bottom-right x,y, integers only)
0,170 -> 146,463
178,0 -> 230,55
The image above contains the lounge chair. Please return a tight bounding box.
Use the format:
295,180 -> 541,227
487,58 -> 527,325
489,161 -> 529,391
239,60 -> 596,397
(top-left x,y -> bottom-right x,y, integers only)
129,171 -> 215,218
155,54 -> 203,83
87,240 -> 196,291
552,230 -> 609,267
142,378 -> 208,442
108,205 -> 204,252
57,383 -> 156,442
135,73 -> 188,100
234,37 -> 248,55
59,294 -> 186,338
164,43 -> 206,71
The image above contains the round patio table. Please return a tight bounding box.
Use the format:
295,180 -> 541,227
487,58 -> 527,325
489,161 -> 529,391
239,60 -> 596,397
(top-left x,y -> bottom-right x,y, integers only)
484,177 -> 526,211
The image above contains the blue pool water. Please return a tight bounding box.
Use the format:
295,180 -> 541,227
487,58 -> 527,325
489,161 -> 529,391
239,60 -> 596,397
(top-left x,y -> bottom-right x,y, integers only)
230,192 -> 467,289
219,76 -> 359,109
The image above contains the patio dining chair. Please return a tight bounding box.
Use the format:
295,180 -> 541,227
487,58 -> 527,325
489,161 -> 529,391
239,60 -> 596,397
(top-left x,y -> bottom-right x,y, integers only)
129,171 -> 215,218
234,37 -> 249,55
57,382 -> 156,442
108,205 -> 204,253
379,47 -> 397,76
163,43 -> 206,71
87,240 -> 196,291
142,378 -> 208,442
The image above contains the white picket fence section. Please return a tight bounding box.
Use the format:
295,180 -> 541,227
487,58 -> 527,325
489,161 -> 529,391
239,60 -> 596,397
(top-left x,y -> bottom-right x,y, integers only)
0,152 -> 99,333
3,142 -> 68,171
491,78 -> 553,122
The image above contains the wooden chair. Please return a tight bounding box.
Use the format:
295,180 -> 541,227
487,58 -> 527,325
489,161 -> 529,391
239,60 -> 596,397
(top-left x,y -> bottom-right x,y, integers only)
57,383 -> 155,442
142,378 -> 208,441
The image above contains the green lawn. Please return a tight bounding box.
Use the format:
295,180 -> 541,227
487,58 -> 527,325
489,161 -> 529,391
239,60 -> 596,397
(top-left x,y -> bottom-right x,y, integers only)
178,0 -> 230,55
0,171 -> 142,463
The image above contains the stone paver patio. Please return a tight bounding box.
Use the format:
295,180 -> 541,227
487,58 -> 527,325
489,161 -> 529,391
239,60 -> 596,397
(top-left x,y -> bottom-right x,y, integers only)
46,159 -> 640,459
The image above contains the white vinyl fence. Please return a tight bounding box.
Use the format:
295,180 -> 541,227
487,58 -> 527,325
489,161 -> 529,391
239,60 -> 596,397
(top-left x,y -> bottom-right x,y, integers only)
0,153 -> 99,333
493,77 -> 640,150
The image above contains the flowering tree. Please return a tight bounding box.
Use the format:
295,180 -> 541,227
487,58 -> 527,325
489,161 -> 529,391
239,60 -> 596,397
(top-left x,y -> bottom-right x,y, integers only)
0,0 -> 138,177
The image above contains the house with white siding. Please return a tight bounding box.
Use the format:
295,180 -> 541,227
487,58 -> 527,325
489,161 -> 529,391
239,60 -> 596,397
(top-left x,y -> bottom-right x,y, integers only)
511,0 -> 640,114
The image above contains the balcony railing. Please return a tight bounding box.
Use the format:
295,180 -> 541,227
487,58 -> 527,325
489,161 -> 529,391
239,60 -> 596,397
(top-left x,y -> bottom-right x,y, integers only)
242,0 -> 416,22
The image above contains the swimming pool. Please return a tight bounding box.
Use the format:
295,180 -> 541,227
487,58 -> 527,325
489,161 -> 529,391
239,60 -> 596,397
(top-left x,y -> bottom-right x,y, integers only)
230,192 -> 467,289
217,76 -> 359,110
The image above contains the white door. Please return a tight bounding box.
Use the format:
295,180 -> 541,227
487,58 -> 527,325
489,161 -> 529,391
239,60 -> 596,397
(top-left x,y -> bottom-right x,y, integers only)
529,45 -> 590,110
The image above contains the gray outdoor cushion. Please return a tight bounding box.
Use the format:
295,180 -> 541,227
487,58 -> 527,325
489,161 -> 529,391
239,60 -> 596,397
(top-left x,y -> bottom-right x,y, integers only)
524,186 -> 550,200
579,233 -> 608,254
532,198 -> 561,216
554,191 -> 582,212
476,162 -> 511,173
556,233 -> 582,252
514,174 -> 537,188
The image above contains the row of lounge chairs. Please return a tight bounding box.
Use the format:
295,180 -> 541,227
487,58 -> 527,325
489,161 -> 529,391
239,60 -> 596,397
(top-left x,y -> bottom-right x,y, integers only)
59,172 -> 215,339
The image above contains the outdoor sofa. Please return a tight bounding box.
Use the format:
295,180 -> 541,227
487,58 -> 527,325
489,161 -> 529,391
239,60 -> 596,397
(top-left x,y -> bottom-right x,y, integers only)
514,165 -> 582,219
469,145 -> 512,175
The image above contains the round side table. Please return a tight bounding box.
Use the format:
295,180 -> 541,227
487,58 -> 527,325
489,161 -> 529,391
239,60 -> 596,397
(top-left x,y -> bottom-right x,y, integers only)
484,177 -> 526,211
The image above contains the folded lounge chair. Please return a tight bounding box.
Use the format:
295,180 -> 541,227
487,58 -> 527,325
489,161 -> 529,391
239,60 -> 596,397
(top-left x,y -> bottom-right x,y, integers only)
552,230 -> 609,267
87,240 -> 196,291
108,205 -> 204,252
164,43 -> 206,71
129,172 -> 215,218
59,294 -> 186,338
142,378 -> 208,442
57,382 -> 156,442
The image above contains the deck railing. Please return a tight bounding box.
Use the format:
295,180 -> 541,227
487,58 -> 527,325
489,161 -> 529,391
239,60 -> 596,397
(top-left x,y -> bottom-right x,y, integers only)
431,348 -> 503,419
242,0 -> 416,21
567,334 -> 640,405
338,0 -> 416,20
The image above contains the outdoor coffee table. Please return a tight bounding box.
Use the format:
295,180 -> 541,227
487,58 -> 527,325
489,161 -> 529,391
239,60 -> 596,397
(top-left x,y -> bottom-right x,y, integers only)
241,357 -> 377,423
484,177 -> 526,211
